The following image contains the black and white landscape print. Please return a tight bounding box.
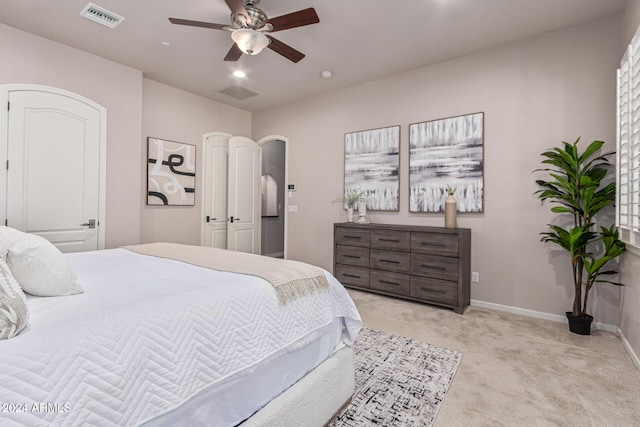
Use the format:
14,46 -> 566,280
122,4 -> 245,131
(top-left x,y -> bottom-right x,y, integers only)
409,113 -> 484,212
345,126 -> 400,211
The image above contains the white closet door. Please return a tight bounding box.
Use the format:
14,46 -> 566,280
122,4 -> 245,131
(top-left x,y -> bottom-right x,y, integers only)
202,134 -> 229,249
227,136 -> 261,254
6,89 -> 103,252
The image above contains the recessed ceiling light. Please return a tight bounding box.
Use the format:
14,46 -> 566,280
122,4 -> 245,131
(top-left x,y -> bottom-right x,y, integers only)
321,70 -> 333,79
161,41 -> 170,47
233,70 -> 247,78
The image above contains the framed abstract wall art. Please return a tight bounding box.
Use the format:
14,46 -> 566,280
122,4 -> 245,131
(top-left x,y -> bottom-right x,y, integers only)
409,112 -> 484,213
147,137 -> 196,206
344,125 -> 400,211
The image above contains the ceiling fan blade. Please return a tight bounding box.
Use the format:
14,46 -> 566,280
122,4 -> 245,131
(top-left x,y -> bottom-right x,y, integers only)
224,43 -> 243,62
225,0 -> 250,24
266,35 -> 305,63
169,18 -> 227,30
265,8 -> 319,32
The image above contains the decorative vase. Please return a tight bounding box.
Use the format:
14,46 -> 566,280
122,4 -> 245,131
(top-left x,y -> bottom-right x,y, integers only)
566,312 -> 593,335
357,200 -> 368,224
346,208 -> 354,222
444,194 -> 457,228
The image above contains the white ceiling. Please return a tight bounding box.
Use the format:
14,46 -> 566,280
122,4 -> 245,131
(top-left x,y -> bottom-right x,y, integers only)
0,0 -> 628,111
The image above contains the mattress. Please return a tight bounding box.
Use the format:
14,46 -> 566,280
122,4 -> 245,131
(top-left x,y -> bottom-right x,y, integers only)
0,248 -> 362,427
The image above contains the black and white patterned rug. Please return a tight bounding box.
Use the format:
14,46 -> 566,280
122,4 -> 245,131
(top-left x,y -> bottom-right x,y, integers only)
330,327 -> 463,427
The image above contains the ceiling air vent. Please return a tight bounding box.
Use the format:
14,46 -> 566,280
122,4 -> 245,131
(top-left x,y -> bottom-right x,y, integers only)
79,3 -> 125,29
218,86 -> 259,100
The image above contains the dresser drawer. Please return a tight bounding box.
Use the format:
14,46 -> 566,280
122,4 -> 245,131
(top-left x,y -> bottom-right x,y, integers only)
370,270 -> 410,296
411,232 -> 458,257
335,226 -> 370,247
336,245 -> 370,268
411,253 -> 459,281
370,249 -> 410,273
411,276 -> 458,305
371,229 -> 410,251
335,265 -> 370,288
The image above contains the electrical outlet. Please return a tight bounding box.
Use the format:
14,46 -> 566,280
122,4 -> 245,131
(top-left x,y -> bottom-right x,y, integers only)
472,272 -> 480,283
288,205 -> 298,213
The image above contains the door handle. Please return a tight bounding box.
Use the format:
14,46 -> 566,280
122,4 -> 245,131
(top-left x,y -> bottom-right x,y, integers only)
81,219 -> 97,229
206,216 -> 218,223
229,217 -> 240,223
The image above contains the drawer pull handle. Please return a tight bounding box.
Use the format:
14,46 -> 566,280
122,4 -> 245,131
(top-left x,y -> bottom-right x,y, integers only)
344,255 -> 361,259
344,274 -> 361,279
344,235 -> 361,240
380,238 -> 400,243
421,287 -> 447,294
380,259 -> 400,264
421,264 -> 447,270
421,242 -> 446,247
380,280 -> 400,286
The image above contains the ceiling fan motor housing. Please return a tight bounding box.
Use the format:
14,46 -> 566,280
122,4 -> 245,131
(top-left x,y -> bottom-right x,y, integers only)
232,0 -> 267,29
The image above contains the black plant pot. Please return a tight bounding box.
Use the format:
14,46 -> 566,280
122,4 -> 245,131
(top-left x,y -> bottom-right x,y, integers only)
566,312 -> 593,335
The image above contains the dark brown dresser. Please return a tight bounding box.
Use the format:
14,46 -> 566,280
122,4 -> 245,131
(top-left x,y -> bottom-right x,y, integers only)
333,222 -> 471,314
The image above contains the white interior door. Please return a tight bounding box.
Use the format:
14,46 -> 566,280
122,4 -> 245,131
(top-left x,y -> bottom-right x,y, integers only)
3,87 -> 105,252
227,136 -> 261,254
201,134 -> 229,249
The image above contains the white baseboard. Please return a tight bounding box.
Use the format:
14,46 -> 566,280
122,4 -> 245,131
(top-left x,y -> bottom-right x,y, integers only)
470,300 -> 640,370
618,328 -> 640,370
469,299 -> 617,333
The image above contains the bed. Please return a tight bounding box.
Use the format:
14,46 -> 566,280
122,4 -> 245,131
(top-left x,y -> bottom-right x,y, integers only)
0,232 -> 362,427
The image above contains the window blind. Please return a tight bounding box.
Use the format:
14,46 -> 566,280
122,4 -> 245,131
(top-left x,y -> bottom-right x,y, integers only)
618,36 -> 640,248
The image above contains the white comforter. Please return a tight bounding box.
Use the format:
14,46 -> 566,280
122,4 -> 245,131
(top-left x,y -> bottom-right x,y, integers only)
0,248 -> 362,427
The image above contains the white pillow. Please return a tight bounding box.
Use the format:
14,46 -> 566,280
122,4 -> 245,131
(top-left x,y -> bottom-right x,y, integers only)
0,248 -> 29,339
0,226 -> 83,297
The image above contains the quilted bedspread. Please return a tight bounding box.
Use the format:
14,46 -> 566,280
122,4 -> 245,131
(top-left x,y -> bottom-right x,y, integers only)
0,248 -> 362,427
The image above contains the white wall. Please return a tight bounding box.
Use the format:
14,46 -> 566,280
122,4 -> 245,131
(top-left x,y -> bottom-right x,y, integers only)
141,79 -> 251,245
253,17 -> 622,325
623,0 -> 640,54
0,23 -> 143,248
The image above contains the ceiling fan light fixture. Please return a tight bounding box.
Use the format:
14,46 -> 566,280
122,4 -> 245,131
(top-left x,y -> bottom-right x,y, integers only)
231,28 -> 270,55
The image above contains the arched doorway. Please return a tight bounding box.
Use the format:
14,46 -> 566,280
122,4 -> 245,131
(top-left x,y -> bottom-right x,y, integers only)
257,135 -> 289,259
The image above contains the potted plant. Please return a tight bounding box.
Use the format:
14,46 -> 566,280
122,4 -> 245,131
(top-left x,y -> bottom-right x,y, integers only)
343,187 -> 365,222
534,138 -> 625,335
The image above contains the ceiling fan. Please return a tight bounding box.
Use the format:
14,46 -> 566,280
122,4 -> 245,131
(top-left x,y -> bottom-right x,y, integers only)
169,0 -> 319,63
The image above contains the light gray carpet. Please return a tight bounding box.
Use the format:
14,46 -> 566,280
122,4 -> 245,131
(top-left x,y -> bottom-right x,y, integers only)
348,290 -> 640,426
330,327 -> 462,427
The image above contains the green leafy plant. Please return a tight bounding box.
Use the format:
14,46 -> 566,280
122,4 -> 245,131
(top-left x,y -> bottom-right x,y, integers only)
446,185 -> 456,195
343,187 -> 365,209
534,138 -> 625,317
